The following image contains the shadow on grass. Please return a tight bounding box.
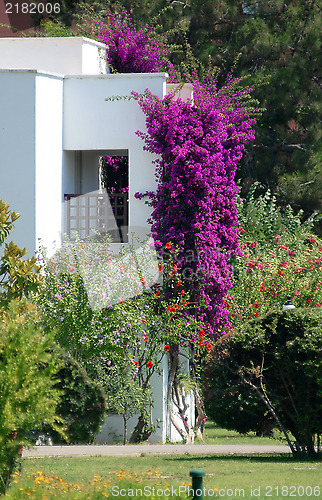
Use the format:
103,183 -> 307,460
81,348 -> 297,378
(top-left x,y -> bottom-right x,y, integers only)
161,454 -> 322,464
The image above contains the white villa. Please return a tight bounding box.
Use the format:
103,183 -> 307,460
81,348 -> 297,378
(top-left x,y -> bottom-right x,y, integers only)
0,36 -> 194,443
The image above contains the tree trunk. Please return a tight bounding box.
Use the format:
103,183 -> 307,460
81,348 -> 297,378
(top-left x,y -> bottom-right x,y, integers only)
123,415 -> 127,445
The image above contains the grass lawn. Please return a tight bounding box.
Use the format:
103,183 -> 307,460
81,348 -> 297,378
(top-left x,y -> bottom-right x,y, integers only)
194,421 -> 284,445
6,454 -> 321,499
6,424 -> 321,499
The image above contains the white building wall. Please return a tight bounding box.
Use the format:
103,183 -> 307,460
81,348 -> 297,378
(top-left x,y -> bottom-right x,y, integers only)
0,37 -> 108,76
35,73 -> 64,256
63,73 -> 167,235
0,70 -> 36,252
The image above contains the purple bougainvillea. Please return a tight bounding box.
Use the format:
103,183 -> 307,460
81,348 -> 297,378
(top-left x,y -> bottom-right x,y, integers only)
133,77 -> 256,339
96,11 -> 171,74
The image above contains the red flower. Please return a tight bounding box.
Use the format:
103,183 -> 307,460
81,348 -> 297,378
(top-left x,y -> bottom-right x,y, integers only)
158,264 -> 164,271
254,311 -> 259,317
176,280 -> 182,287
173,264 -> 178,272
165,242 -> 172,249
260,284 -> 265,291
146,361 -> 153,368
182,299 -> 187,306
199,341 -> 205,347
144,335 -> 148,341
278,270 -> 284,276
142,319 -> 147,323
254,302 -> 260,308
199,329 -> 205,336
249,241 -> 257,249
155,291 -> 161,297
164,344 -> 170,351
133,360 -> 138,366
206,343 -> 212,351
180,290 -> 185,296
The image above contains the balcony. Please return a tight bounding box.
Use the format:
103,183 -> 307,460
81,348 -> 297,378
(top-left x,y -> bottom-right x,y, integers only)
64,191 -> 128,242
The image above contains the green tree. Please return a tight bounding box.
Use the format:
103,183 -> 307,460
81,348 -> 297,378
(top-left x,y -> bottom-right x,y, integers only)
203,308 -> 322,457
0,201 -> 62,494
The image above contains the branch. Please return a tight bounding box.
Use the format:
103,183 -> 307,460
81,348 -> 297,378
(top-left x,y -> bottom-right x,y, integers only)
239,364 -> 296,455
252,144 -> 307,152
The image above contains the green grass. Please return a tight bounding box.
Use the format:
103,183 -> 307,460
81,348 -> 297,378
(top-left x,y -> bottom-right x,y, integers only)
5,424 -> 320,499
6,454 -> 321,499
194,421 -> 285,445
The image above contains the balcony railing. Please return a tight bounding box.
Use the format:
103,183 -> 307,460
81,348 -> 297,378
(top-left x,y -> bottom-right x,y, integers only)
64,191 -> 128,242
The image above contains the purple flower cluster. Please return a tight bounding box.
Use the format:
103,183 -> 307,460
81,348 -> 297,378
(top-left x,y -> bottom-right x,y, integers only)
133,77 -> 256,338
100,155 -> 128,194
96,11 -> 171,73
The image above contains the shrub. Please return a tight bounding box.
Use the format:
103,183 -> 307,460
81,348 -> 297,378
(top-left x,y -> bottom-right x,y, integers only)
203,308 -> 322,457
41,350 -> 107,444
203,359 -> 273,436
0,300 -> 62,494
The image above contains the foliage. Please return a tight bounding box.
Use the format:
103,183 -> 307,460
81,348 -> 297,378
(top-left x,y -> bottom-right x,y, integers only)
203,359 -> 274,436
0,200 -> 43,311
36,350 -> 107,445
100,363 -> 152,444
36,235 -> 205,442
0,300 -> 62,494
95,9 -> 172,74
0,200 -> 63,494
204,308 -> 322,457
100,156 -> 128,194
133,77 -> 256,339
226,186 -> 322,326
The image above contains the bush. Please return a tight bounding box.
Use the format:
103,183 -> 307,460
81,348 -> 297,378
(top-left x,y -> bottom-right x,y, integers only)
41,350 -> 107,444
203,360 -> 273,436
203,308 -> 322,456
0,300 -> 62,494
